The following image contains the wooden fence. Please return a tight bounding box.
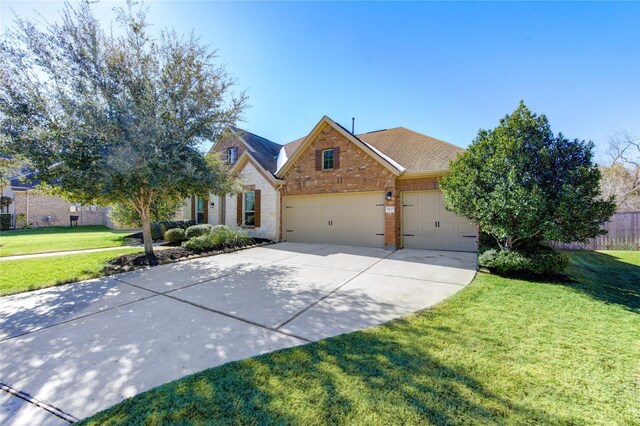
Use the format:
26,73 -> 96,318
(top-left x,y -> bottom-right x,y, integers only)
552,211 -> 640,250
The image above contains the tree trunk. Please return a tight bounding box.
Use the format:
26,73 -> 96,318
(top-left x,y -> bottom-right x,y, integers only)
139,199 -> 158,266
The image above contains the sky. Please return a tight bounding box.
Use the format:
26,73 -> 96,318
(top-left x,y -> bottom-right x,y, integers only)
1,1 -> 639,163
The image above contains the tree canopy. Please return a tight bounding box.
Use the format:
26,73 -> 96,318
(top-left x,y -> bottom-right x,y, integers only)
440,101 -> 616,250
0,1 -> 245,258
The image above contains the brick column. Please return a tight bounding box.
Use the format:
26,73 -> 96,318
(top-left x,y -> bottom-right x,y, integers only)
384,181 -> 400,250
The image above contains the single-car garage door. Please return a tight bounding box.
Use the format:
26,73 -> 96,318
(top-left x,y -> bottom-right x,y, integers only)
284,192 -> 385,247
402,191 -> 477,252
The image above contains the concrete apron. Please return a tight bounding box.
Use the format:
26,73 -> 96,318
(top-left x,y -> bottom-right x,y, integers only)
0,243 -> 477,423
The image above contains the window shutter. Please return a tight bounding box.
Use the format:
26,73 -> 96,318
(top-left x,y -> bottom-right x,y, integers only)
191,195 -> 196,220
203,198 -> 209,224
315,149 -> 322,170
236,193 -> 243,226
333,146 -> 340,169
254,190 -> 261,228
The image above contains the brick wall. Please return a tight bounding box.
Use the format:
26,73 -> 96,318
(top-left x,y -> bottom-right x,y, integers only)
213,135 -> 245,165
397,177 -> 440,191
13,191 -> 106,228
280,123 -> 396,195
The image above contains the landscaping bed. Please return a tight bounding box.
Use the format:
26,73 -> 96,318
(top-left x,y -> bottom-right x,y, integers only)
105,237 -> 273,274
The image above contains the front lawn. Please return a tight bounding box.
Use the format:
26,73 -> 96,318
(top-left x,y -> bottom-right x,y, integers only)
0,248 -> 142,296
81,250 -> 640,425
0,225 -> 135,257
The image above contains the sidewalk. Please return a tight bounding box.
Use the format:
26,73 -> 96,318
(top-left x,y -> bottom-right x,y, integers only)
0,243 -> 166,261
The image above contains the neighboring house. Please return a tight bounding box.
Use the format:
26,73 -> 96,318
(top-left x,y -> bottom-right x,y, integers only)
184,117 -> 477,252
1,171 -> 117,229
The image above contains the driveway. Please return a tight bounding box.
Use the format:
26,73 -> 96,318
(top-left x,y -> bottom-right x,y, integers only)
0,243 -> 476,425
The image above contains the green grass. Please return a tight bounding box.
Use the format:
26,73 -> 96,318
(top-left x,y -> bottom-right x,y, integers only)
81,250 -> 640,425
0,248 -> 142,295
0,225 -> 135,257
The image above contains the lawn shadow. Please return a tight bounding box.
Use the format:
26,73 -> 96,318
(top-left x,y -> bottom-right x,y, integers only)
81,316 -> 563,425
511,250 -> 640,313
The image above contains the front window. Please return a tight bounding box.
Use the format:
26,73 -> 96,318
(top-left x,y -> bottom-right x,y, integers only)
322,149 -> 334,170
196,197 -> 205,224
226,147 -> 237,164
243,191 -> 255,226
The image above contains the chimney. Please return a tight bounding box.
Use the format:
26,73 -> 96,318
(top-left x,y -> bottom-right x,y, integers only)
351,117 -> 355,135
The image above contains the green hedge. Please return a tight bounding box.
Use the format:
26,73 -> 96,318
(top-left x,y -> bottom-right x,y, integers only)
151,220 -> 195,240
478,245 -> 569,275
0,214 -> 11,231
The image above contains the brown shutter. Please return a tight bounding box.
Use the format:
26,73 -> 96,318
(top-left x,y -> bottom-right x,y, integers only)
254,190 -> 261,228
315,149 -> 322,170
333,146 -> 340,169
190,195 -> 196,220
203,198 -> 209,224
236,193 -> 243,226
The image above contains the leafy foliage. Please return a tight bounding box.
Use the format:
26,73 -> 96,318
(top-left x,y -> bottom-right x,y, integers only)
441,101 -> 616,250
110,198 -> 184,228
182,225 -> 250,250
185,224 -> 216,239
0,1 -> 245,257
151,219 -> 194,240
0,213 -> 11,231
478,246 -> 569,275
164,228 -> 186,243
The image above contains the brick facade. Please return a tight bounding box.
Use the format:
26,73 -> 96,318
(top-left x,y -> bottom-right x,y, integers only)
13,190 -> 107,228
215,135 -> 245,165
280,124 -> 396,196
280,123 -> 448,249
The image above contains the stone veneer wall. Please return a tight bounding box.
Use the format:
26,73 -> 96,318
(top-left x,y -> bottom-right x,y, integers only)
225,162 -> 279,241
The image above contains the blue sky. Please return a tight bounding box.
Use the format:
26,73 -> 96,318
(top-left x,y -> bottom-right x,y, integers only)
2,1 -> 639,162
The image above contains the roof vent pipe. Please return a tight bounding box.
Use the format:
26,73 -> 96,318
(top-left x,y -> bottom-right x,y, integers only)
352,117 -> 355,135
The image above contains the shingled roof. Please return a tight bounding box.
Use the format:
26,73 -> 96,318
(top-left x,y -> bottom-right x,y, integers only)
283,136 -> 305,158
229,127 -> 282,174
357,127 -> 464,173
282,125 -> 463,174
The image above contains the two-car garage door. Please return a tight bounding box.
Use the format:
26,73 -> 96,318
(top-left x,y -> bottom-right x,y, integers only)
283,190 -> 477,252
284,192 -> 385,247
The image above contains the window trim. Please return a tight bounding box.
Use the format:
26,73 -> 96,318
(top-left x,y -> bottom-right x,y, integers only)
243,190 -> 255,227
226,147 -> 237,164
322,148 -> 334,170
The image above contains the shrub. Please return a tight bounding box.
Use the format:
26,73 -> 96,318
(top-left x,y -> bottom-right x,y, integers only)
165,228 -> 186,243
0,213 -> 11,231
185,224 -> 215,239
151,220 -> 196,240
182,226 -> 251,251
479,245 -> 569,276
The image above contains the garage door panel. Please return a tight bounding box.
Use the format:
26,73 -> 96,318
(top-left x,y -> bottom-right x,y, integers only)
285,192 -> 385,247
402,191 -> 477,252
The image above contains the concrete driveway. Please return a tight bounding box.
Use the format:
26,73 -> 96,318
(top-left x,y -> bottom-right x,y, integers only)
0,243 -> 476,425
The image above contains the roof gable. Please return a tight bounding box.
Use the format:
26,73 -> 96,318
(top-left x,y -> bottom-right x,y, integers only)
275,116 -> 402,178
210,126 -> 282,174
230,151 -> 283,188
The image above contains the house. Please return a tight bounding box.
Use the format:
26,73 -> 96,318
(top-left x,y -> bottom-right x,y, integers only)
181,126 -> 284,241
184,116 -> 478,252
1,170 -> 119,229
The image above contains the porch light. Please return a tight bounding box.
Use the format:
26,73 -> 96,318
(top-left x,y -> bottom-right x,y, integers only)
386,191 -> 393,201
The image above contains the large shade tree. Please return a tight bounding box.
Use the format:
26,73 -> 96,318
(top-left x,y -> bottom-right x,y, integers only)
0,1 -> 245,261
440,101 -> 616,250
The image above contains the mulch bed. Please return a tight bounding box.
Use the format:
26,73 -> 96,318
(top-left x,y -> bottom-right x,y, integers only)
105,237 -> 273,274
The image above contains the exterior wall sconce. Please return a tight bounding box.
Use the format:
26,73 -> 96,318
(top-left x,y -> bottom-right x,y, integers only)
209,201 -> 215,207
386,191 -> 393,201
